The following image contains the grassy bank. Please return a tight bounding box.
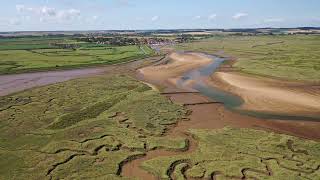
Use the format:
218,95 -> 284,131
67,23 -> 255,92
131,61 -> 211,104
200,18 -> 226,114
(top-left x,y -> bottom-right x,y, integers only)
0,37 -> 154,74
174,35 -> 320,82
0,75 -> 187,179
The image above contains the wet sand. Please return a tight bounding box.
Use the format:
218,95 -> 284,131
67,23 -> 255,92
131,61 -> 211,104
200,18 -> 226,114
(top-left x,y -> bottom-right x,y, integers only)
169,92 -> 320,140
138,52 -> 320,140
123,51 -> 320,179
211,71 -> 320,116
139,52 -> 212,84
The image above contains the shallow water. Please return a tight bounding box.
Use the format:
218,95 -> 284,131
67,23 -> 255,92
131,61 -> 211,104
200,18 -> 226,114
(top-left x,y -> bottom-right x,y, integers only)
177,56 -> 243,109
177,54 -> 320,121
0,68 -> 106,96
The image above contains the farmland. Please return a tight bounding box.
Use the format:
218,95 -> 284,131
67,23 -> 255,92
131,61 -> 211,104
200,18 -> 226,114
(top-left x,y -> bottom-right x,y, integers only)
174,35 -> 320,82
0,37 -> 154,74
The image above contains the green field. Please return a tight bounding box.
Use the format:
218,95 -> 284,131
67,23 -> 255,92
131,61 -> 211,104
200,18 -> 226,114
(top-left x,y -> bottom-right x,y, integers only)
0,37 -> 154,74
0,75 -> 187,179
174,35 -> 320,82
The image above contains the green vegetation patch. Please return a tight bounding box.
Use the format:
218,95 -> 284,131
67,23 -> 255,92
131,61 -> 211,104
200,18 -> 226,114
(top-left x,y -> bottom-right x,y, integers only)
174,35 -> 320,82
0,37 -> 154,74
0,75 -> 186,179
142,127 -> 320,180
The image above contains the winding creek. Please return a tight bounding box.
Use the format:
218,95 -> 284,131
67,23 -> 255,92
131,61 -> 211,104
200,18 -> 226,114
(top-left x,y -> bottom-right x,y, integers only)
121,53 -> 320,179
176,54 -> 320,121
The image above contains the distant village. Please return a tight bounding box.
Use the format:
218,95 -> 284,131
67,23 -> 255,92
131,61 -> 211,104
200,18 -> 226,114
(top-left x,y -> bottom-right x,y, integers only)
76,35 -> 193,46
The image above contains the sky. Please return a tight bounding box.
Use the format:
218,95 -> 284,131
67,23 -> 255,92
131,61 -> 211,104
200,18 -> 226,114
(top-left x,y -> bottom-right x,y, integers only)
1,0 -> 320,31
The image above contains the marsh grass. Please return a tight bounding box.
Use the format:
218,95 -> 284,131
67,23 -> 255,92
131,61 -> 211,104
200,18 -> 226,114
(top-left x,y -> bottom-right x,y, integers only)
142,127 -> 320,179
0,75 -> 187,179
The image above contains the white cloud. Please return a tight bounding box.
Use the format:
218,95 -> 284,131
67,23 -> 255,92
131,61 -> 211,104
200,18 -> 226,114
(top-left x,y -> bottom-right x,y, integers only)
16,4 -> 34,13
16,4 -> 80,22
40,6 -> 56,17
232,13 -> 248,20
264,18 -> 285,23
208,14 -> 217,20
193,15 -> 201,20
92,16 -> 99,21
16,5 -> 25,12
151,16 -> 159,22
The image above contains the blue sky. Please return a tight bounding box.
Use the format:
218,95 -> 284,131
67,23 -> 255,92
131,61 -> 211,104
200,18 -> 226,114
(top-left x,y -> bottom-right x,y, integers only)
1,0 -> 320,31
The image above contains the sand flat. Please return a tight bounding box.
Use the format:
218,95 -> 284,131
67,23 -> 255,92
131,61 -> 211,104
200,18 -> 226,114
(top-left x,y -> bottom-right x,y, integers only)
138,52 -> 320,140
213,72 -> 320,115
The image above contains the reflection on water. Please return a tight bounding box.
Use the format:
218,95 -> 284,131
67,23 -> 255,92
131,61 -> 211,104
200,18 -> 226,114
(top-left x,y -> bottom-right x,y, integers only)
177,54 -> 320,121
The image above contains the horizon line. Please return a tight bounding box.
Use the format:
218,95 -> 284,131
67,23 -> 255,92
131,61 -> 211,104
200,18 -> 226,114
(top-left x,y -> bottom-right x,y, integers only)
1,26 -> 320,33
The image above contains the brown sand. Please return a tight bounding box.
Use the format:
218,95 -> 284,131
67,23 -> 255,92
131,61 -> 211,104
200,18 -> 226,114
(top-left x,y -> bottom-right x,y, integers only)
169,92 -> 320,140
138,52 -> 212,84
212,72 -> 320,116
138,52 -> 320,140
